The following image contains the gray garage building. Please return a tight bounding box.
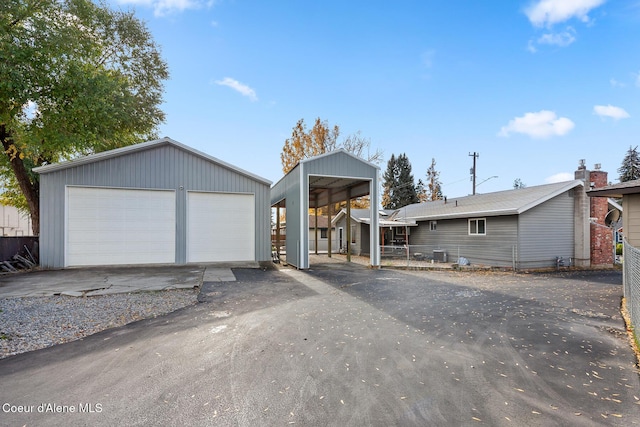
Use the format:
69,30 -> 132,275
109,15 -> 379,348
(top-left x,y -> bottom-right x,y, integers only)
35,137 -> 272,268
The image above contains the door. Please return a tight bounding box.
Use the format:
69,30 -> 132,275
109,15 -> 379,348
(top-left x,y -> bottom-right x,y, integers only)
187,192 -> 255,262
66,187 -> 176,266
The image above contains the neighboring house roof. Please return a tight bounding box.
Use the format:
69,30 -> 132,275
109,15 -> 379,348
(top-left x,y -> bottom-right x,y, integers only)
332,208 -> 416,227
33,137 -> 272,185
308,215 -> 332,228
394,180 -> 584,221
587,179 -> 640,198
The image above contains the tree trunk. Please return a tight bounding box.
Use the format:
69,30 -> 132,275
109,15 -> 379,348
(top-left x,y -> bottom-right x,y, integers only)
0,125 -> 40,235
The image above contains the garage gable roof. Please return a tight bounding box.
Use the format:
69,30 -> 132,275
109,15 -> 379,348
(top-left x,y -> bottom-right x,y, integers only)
394,180 -> 583,221
33,137 -> 272,185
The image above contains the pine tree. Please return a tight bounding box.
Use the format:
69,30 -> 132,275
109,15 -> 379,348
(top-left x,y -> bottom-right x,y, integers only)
395,154 -> 419,207
513,178 -> 527,189
416,179 -> 427,203
618,146 -> 640,182
381,154 -> 397,209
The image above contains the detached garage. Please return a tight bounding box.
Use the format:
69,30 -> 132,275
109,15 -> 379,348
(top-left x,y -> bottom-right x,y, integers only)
35,137 -> 272,268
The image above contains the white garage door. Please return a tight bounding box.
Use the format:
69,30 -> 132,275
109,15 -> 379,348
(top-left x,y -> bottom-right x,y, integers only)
66,187 -> 176,266
187,192 -> 255,263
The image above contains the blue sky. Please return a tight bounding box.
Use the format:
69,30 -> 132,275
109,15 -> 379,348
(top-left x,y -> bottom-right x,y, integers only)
110,0 -> 639,198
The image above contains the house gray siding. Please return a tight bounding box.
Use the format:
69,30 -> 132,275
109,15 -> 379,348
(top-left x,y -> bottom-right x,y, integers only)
518,191 -> 575,268
39,144 -> 271,268
334,217 -> 366,255
410,216 -> 518,267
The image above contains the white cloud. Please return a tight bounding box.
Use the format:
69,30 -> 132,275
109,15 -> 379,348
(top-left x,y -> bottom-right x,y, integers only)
116,0 -> 209,17
215,77 -> 258,102
537,27 -> 576,46
545,172 -> 574,183
610,78 -> 625,88
593,104 -> 630,120
525,0 -> 606,27
498,110 -> 575,139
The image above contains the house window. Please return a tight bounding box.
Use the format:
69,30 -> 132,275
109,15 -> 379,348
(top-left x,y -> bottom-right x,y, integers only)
320,228 -> 327,239
430,221 -> 437,231
351,224 -> 356,244
469,218 -> 486,235
396,227 -> 405,235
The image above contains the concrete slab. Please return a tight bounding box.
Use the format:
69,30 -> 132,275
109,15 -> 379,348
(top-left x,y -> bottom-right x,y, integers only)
203,267 -> 237,282
0,265 -> 215,298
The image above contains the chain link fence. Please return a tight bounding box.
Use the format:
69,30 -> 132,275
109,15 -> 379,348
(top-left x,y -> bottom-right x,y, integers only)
623,238 -> 640,333
378,244 -> 574,270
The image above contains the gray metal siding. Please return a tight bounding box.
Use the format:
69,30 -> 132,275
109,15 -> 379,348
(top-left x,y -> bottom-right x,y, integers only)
304,151 -> 378,181
39,144 -> 271,268
410,216 -> 518,267
269,151 -> 380,269
518,191 -> 574,268
271,167 -> 302,268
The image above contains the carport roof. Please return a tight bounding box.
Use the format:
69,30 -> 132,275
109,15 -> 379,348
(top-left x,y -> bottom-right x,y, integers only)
271,149 -> 379,208
33,137 -> 272,185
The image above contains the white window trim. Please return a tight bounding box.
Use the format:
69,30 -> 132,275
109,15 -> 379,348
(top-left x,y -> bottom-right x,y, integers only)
468,218 -> 486,236
429,221 -> 437,231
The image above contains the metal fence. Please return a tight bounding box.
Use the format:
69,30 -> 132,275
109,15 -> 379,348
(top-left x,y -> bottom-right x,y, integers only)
378,244 -> 573,270
623,238 -> 640,333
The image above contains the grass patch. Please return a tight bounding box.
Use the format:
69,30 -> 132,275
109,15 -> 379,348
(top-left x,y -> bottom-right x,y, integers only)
621,297 -> 640,368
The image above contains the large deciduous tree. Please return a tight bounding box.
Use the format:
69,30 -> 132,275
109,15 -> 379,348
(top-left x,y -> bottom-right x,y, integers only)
0,0 -> 169,234
619,146 -> 640,183
280,117 -> 382,174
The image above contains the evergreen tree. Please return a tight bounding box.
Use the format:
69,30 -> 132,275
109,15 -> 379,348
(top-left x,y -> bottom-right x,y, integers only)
416,179 -> 427,203
382,153 -> 419,209
381,154 -> 397,209
395,154 -> 419,207
513,178 -> 527,189
618,146 -> 640,182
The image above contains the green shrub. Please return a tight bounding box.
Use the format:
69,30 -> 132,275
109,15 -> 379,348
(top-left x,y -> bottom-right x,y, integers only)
616,243 -> 623,256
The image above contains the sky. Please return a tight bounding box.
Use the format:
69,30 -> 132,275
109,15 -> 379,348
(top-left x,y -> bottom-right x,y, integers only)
108,0 -> 640,198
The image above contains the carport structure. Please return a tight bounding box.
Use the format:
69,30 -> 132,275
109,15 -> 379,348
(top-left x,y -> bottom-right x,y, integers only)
271,150 -> 380,269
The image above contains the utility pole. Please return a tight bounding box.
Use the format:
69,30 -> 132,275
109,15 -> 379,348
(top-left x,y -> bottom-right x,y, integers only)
469,152 -> 479,195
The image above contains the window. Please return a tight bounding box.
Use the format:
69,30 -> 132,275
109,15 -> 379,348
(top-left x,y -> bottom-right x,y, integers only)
469,218 -> 486,235
395,227 -> 405,235
351,224 -> 356,244
429,221 -> 437,231
320,228 -> 327,239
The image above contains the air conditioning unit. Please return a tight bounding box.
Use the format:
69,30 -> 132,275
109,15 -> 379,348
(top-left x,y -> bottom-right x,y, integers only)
433,249 -> 447,263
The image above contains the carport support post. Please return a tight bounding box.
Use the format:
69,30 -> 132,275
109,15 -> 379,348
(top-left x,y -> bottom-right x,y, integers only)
276,206 -> 281,258
327,190 -> 332,258
346,188 -> 351,262
314,197 -> 319,255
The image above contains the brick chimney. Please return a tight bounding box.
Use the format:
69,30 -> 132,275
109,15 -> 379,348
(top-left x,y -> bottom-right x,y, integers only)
589,164 -> 613,266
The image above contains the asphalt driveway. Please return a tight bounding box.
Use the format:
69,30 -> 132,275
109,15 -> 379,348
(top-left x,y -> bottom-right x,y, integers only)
0,263 -> 638,426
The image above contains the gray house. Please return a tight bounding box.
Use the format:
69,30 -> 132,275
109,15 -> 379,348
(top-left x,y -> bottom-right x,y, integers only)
35,137 -> 272,268
393,180 -> 587,269
271,149 -> 380,269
